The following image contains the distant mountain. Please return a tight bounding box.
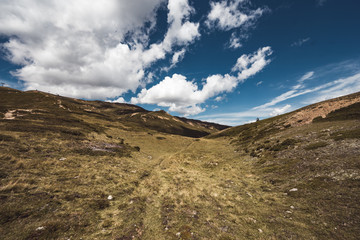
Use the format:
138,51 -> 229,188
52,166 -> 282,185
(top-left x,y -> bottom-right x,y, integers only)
209,91 -> 360,139
0,87 -> 229,138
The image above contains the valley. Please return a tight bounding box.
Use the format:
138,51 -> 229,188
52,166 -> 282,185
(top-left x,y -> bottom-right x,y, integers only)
0,87 -> 359,239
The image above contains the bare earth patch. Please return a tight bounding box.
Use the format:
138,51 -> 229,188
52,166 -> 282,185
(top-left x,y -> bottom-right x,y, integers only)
3,110 -> 16,120
3,109 -> 34,120
284,94 -> 360,126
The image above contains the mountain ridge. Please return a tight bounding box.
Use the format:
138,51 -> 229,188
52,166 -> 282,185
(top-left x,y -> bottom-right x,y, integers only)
209,91 -> 360,138
0,87 -> 229,138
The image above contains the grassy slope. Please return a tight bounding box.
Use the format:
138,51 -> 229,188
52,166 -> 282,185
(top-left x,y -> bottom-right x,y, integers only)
0,87 -> 228,139
0,88 -> 359,239
207,95 -> 360,239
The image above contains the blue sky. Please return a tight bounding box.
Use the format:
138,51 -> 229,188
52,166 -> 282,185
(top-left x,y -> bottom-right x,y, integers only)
1,0 -> 360,125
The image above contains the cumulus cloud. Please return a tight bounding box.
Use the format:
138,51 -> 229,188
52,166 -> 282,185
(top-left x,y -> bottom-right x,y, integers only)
206,0 -> 264,31
108,97 -> 126,104
162,48 -> 187,72
229,33 -> 243,49
172,49 -> 187,65
232,46 -> 273,81
132,46 -> 272,116
161,0 -> 200,50
206,0 -> 266,50
0,0 -> 200,99
215,95 -> 226,102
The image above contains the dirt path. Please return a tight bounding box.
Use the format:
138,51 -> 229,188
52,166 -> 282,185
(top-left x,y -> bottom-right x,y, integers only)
63,128 -> 313,239
129,138 -> 291,239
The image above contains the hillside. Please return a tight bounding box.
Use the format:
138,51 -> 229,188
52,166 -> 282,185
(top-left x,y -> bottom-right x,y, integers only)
0,88 -> 359,239
0,87 -> 228,138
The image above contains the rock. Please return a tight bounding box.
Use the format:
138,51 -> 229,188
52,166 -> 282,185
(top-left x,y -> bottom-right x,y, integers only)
290,205 -> 295,209
176,232 -> 181,237
289,188 -> 298,192
248,217 -> 257,223
286,210 -> 292,214
36,226 -> 45,231
258,228 -> 263,233
221,226 -> 229,232
59,157 -> 66,161
107,195 -> 113,200
211,192 -> 218,197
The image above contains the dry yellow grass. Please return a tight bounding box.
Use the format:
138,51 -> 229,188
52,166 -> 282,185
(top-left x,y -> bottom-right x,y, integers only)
1,87 -> 359,239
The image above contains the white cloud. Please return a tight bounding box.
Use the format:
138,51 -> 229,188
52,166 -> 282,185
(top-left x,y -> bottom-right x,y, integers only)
299,71 -> 314,82
292,71 -> 314,89
291,37 -> 310,47
198,107 -> 275,125
255,70 -> 317,108
206,0 -> 266,50
132,47 -> 272,116
162,0 -> 200,50
255,90 -> 296,109
132,74 -> 199,106
198,68 -> 360,126
0,0 -> 200,100
198,103 -> 292,125
254,84 -> 335,110
256,81 -> 263,86
255,71 -> 360,110
304,72 -> 360,103
108,97 -> 126,104
206,0 -> 264,31
232,46 -> 273,81
131,73 -> 235,116
162,48 -> 187,72
229,33 -> 242,49
270,104 -> 291,116
215,95 -> 226,102
172,49 -> 186,65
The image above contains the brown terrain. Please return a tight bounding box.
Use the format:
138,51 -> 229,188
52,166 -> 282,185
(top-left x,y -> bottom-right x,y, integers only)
0,87 -> 359,239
